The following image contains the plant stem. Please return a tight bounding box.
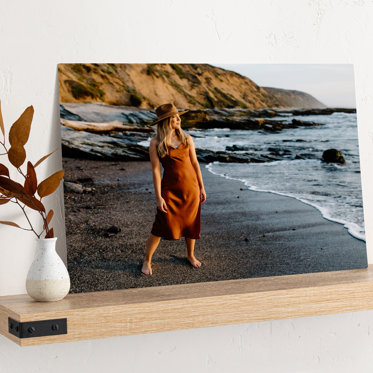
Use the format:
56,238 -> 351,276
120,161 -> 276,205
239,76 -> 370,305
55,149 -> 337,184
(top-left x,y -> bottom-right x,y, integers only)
14,200 -> 40,238
40,209 -> 50,237
17,167 -> 27,179
9,193 -> 48,235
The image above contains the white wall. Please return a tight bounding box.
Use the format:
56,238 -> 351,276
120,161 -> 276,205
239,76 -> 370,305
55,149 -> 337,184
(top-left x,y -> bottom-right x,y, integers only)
1,0 -> 373,371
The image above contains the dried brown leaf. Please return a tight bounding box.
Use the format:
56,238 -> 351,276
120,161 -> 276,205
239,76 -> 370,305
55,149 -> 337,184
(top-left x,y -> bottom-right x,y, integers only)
8,145 -> 26,168
37,170 -> 65,198
0,100 -> 4,138
0,186 -> 13,197
24,161 -> 37,196
0,221 -> 22,228
9,105 -> 34,147
34,148 -> 58,168
45,227 -> 54,238
0,176 -> 25,195
18,194 -> 45,212
0,176 -> 45,211
0,198 -> 10,205
0,163 -> 9,177
43,209 -> 54,230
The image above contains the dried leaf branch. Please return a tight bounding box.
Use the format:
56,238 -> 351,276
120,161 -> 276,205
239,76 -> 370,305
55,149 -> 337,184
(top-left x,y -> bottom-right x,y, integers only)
0,100 -> 64,238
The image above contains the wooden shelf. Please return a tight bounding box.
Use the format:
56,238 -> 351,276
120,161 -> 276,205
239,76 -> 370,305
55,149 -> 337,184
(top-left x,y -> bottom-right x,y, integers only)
1,265 -> 373,346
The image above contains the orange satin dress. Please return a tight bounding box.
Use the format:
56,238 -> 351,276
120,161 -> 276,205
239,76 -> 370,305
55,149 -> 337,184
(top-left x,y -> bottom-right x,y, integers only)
151,142 -> 201,240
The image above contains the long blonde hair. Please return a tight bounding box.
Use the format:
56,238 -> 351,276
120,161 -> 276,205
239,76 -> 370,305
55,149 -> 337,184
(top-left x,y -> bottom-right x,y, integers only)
156,116 -> 189,158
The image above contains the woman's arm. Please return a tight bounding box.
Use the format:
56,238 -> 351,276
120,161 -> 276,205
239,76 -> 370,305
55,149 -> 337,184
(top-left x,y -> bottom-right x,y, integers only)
149,137 -> 168,213
187,134 -> 206,203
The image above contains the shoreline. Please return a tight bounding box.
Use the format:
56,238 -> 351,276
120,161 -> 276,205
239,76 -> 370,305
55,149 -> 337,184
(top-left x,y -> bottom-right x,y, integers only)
62,158 -> 367,294
205,163 -> 365,242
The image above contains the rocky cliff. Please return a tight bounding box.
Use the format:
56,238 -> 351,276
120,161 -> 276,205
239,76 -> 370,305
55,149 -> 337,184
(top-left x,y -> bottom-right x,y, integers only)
58,63 -> 326,110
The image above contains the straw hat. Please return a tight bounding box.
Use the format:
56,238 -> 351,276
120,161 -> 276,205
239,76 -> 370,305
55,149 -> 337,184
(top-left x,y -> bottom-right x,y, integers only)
150,102 -> 189,126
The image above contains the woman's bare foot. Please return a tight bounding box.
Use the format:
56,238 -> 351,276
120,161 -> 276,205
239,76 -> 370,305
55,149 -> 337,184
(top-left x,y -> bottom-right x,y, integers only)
141,261 -> 152,275
187,256 -> 202,268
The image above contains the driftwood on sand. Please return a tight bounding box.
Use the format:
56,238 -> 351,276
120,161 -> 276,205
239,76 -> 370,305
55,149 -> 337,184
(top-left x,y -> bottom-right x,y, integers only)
61,118 -> 153,133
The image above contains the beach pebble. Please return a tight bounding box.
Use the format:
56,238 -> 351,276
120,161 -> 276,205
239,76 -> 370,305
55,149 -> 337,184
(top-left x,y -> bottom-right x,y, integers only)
64,181 -> 84,194
104,225 -> 121,237
77,177 -> 94,183
108,225 -> 121,233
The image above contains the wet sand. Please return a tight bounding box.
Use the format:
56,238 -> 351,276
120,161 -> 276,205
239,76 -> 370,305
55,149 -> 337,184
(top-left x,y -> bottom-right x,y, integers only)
62,158 -> 367,293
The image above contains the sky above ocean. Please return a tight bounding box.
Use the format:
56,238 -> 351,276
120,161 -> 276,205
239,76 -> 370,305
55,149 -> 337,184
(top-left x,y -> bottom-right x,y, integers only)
213,64 -> 356,108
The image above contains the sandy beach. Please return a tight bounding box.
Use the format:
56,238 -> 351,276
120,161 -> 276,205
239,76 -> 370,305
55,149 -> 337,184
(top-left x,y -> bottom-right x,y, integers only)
62,158 -> 367,294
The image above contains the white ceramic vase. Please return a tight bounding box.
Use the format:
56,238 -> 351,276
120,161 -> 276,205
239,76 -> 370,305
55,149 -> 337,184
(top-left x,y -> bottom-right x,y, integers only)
26,237 -> 70,302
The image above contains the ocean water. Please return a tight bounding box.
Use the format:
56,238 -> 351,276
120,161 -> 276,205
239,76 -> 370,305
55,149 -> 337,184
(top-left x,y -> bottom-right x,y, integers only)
189,112 -> 365,242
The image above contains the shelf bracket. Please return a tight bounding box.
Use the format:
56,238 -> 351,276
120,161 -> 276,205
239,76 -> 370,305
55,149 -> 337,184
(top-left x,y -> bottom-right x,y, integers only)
8,317 -> 67,339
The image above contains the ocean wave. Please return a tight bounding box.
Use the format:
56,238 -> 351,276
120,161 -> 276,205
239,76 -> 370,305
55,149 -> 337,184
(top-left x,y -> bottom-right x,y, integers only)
206,162 -> 365,242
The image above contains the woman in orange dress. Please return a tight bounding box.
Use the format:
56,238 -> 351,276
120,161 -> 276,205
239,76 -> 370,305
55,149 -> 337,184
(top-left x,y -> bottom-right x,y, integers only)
141,103 -> 206,276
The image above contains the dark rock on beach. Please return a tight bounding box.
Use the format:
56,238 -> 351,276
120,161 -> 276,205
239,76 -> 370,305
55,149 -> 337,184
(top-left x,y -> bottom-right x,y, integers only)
322,149 -> 346,164
291,118 -> 321,127
225,145 -> 250,152
276,107 -> 356,116
61,126 -> 150,161
64,181 -> 85,194
104,226 -> 121,237
60,104 -> 83,121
